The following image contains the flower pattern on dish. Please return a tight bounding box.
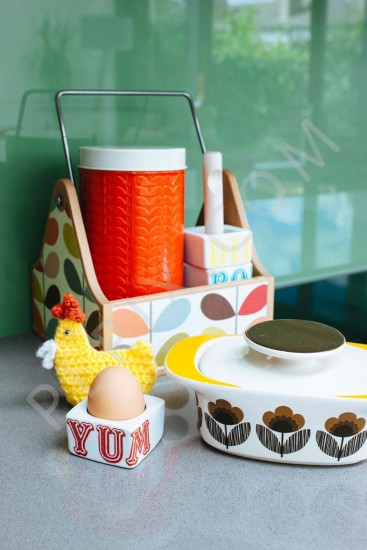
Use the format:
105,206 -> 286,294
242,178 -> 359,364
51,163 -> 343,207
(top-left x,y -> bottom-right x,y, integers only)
205,399 -> 250,449
325,413 -> 365,438
263,406 -> 305,434
257,405 -> 310,457
317,412 -> 367,461
208,399 -> 244,426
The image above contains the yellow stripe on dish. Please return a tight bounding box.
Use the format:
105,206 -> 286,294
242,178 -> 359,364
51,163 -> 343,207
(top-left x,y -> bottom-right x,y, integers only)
347,342 -> 367,350
339,342 -> 367,399
165,334 -> 240,387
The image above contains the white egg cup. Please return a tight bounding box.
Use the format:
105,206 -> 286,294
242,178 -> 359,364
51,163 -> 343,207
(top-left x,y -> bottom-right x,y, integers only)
66,395 -> 165,469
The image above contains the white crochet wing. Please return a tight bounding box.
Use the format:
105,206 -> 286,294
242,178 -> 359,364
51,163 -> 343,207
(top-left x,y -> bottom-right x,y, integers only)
36,339 -> 57,370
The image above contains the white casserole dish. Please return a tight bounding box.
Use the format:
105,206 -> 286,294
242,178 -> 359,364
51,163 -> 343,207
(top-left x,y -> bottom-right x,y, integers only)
165,321 -> 367,466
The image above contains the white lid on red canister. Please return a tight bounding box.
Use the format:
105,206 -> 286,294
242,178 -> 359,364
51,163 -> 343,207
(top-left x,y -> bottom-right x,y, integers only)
79,146 -> 186,171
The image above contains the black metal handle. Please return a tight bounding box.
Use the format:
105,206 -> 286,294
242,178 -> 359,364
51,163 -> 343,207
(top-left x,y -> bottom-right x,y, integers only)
55,89 -> 207,183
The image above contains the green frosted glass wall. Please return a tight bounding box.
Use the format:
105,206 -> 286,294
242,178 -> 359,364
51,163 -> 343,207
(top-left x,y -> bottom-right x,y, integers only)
1,0 -> 366,336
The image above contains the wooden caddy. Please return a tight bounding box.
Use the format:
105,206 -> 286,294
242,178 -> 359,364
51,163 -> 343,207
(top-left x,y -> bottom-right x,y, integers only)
31,169 -> 274,371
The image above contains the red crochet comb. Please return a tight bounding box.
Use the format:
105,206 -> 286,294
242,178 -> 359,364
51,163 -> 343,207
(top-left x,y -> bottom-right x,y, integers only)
51,293 -> 85,323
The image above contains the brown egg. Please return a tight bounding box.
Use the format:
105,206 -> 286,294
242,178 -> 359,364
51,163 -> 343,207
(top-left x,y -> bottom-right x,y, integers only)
88,366 -> 145,421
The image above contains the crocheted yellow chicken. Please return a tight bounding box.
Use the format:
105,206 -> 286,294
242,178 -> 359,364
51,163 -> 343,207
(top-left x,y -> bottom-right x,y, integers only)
36,294 -> 156,406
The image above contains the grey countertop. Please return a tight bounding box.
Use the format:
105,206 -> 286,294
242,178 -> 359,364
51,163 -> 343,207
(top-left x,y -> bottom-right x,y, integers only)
1,333 -> 367,550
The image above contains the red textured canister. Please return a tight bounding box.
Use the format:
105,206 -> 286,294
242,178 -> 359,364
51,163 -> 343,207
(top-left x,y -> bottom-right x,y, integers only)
79,147 -> 185,300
